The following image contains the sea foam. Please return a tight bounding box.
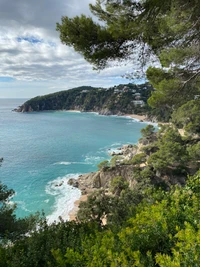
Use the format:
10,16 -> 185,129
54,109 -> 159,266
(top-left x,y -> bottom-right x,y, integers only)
46,174 -> 81,224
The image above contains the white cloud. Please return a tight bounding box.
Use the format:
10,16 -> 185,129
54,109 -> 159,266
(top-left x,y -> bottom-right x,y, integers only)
0,0 -> 145,97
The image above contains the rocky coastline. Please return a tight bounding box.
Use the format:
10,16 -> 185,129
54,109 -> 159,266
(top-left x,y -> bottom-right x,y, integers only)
67,144 -> 139,220
67,138 -> 186,221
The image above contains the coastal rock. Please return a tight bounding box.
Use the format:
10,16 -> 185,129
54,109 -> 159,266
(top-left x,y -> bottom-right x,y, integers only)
109,151 -> 123,156
77,165 -> 137,192
68,178 -> 79,188
98,108 -> 114,116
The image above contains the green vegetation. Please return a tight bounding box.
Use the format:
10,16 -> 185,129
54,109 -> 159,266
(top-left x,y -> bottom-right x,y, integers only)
57,0 -> 200,122
0,125 -> 200,265
1,170 -> 200,266
1,0 -> 200,266
17,83 -> 153,116
0,182 -> 40,242
97,160 -> 110,170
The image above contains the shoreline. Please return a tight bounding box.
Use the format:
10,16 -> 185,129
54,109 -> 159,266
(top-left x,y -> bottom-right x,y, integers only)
123,113 -> 148,121
68,194 -> 88,221
66,112 -> 156,222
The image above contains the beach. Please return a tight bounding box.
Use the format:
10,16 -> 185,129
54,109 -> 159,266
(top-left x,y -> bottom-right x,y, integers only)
68,194 -> 88,221
124,113 -> 148,121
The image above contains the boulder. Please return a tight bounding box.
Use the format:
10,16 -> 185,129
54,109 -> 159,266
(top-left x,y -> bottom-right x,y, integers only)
68,178 -> 79,188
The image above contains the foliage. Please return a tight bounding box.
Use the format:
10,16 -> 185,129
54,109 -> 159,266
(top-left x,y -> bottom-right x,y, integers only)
1,170 -> 200,266
52,171 -> 200,267
17,83 -> 153,116
141,124 -> 155,139
0,181 -> 39,242
131,153 -> 147,165
110,176 -> 129,196
110,155 -> 123,167
97,160 -> 110,170
147,126 -> 188,173
1,0 -> 200,265
77,190 -> 113,224
56,0 -> 200,122
3,219 -> 100,267
172,99 -> 200,135
156,222 -> 200,267
187,142 -> 200,164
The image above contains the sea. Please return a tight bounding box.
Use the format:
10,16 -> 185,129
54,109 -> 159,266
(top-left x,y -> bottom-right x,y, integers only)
0,98 -> 151,223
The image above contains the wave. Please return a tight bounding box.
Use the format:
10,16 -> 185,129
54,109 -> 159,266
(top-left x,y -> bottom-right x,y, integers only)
54,161 -> 72,165
45,174 -> 81,224
15,200 -> 32,212
110,142 -> 122,147
84,155 -> 105,165
54,161 -> 92,166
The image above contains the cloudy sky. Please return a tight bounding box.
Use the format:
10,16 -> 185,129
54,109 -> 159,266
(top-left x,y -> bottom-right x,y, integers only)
0,0 -> 143,98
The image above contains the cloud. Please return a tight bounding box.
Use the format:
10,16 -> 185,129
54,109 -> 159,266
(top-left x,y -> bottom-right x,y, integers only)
0,0 -> 146,97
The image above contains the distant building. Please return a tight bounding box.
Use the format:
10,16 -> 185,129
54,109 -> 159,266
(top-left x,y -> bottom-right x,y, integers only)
132,100 -> 145,106
122,86 -> 129,92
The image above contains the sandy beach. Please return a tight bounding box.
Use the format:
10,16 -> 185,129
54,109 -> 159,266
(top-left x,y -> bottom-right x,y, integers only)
124,113 -> 148,121
68,194 -> 88,221
66,110 -> 81,113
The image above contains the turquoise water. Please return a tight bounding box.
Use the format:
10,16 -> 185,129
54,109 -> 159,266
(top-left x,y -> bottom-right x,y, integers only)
0,99 -> 149,222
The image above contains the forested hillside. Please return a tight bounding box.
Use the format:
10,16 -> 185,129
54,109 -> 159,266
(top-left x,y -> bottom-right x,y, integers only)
1,0 -> 200,266
16,83 -> 153,117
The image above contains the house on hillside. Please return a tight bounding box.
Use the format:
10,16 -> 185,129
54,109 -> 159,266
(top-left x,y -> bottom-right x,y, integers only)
132,100 -> 145,106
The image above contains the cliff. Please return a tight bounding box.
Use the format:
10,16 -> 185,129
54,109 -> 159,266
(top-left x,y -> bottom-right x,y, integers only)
68,142 -> 187,195
15,83 -> 153,115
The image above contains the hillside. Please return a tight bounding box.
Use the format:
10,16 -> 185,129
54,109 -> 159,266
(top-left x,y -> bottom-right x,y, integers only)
15,83 -> 153,115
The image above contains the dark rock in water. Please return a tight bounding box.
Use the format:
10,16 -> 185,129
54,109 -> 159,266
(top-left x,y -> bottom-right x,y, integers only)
110,151 -> 123,156
0,157 -> 3,162
68,178 -> 79,188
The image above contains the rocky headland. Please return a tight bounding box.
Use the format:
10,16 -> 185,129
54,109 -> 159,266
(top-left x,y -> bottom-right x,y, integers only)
67,135 -> 189,220
14,83 -> 154,119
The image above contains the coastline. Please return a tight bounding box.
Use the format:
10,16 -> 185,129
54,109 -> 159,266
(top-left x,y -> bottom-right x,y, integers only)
67,112 -> 155,222
123,113 -> 148,121
68,194 -> 88,221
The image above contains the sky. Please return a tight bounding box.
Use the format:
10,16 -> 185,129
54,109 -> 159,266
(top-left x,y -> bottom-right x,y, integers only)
0,0 -> 145,98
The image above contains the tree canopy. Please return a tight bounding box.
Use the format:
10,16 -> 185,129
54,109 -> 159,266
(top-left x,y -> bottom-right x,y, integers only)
0,1 -> 199,266
57,0 -> 200,122
0,181 -> 40,242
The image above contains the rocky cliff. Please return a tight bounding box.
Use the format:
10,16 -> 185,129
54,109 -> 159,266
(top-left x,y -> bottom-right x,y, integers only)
68,142 -> 186,195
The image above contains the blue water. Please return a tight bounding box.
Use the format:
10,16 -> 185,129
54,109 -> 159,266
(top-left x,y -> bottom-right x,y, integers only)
0,98 -> 149,222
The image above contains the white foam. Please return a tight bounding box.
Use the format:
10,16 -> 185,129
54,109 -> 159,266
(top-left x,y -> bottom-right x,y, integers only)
108,148 -> 122,155
15,200 -> 31,212
54,161 -> 72,165
54,161 -> 90,166
84,155 -> 105,165
66,110 -> 81,113
45,174 -> 81,224
123,116 -> 158,126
